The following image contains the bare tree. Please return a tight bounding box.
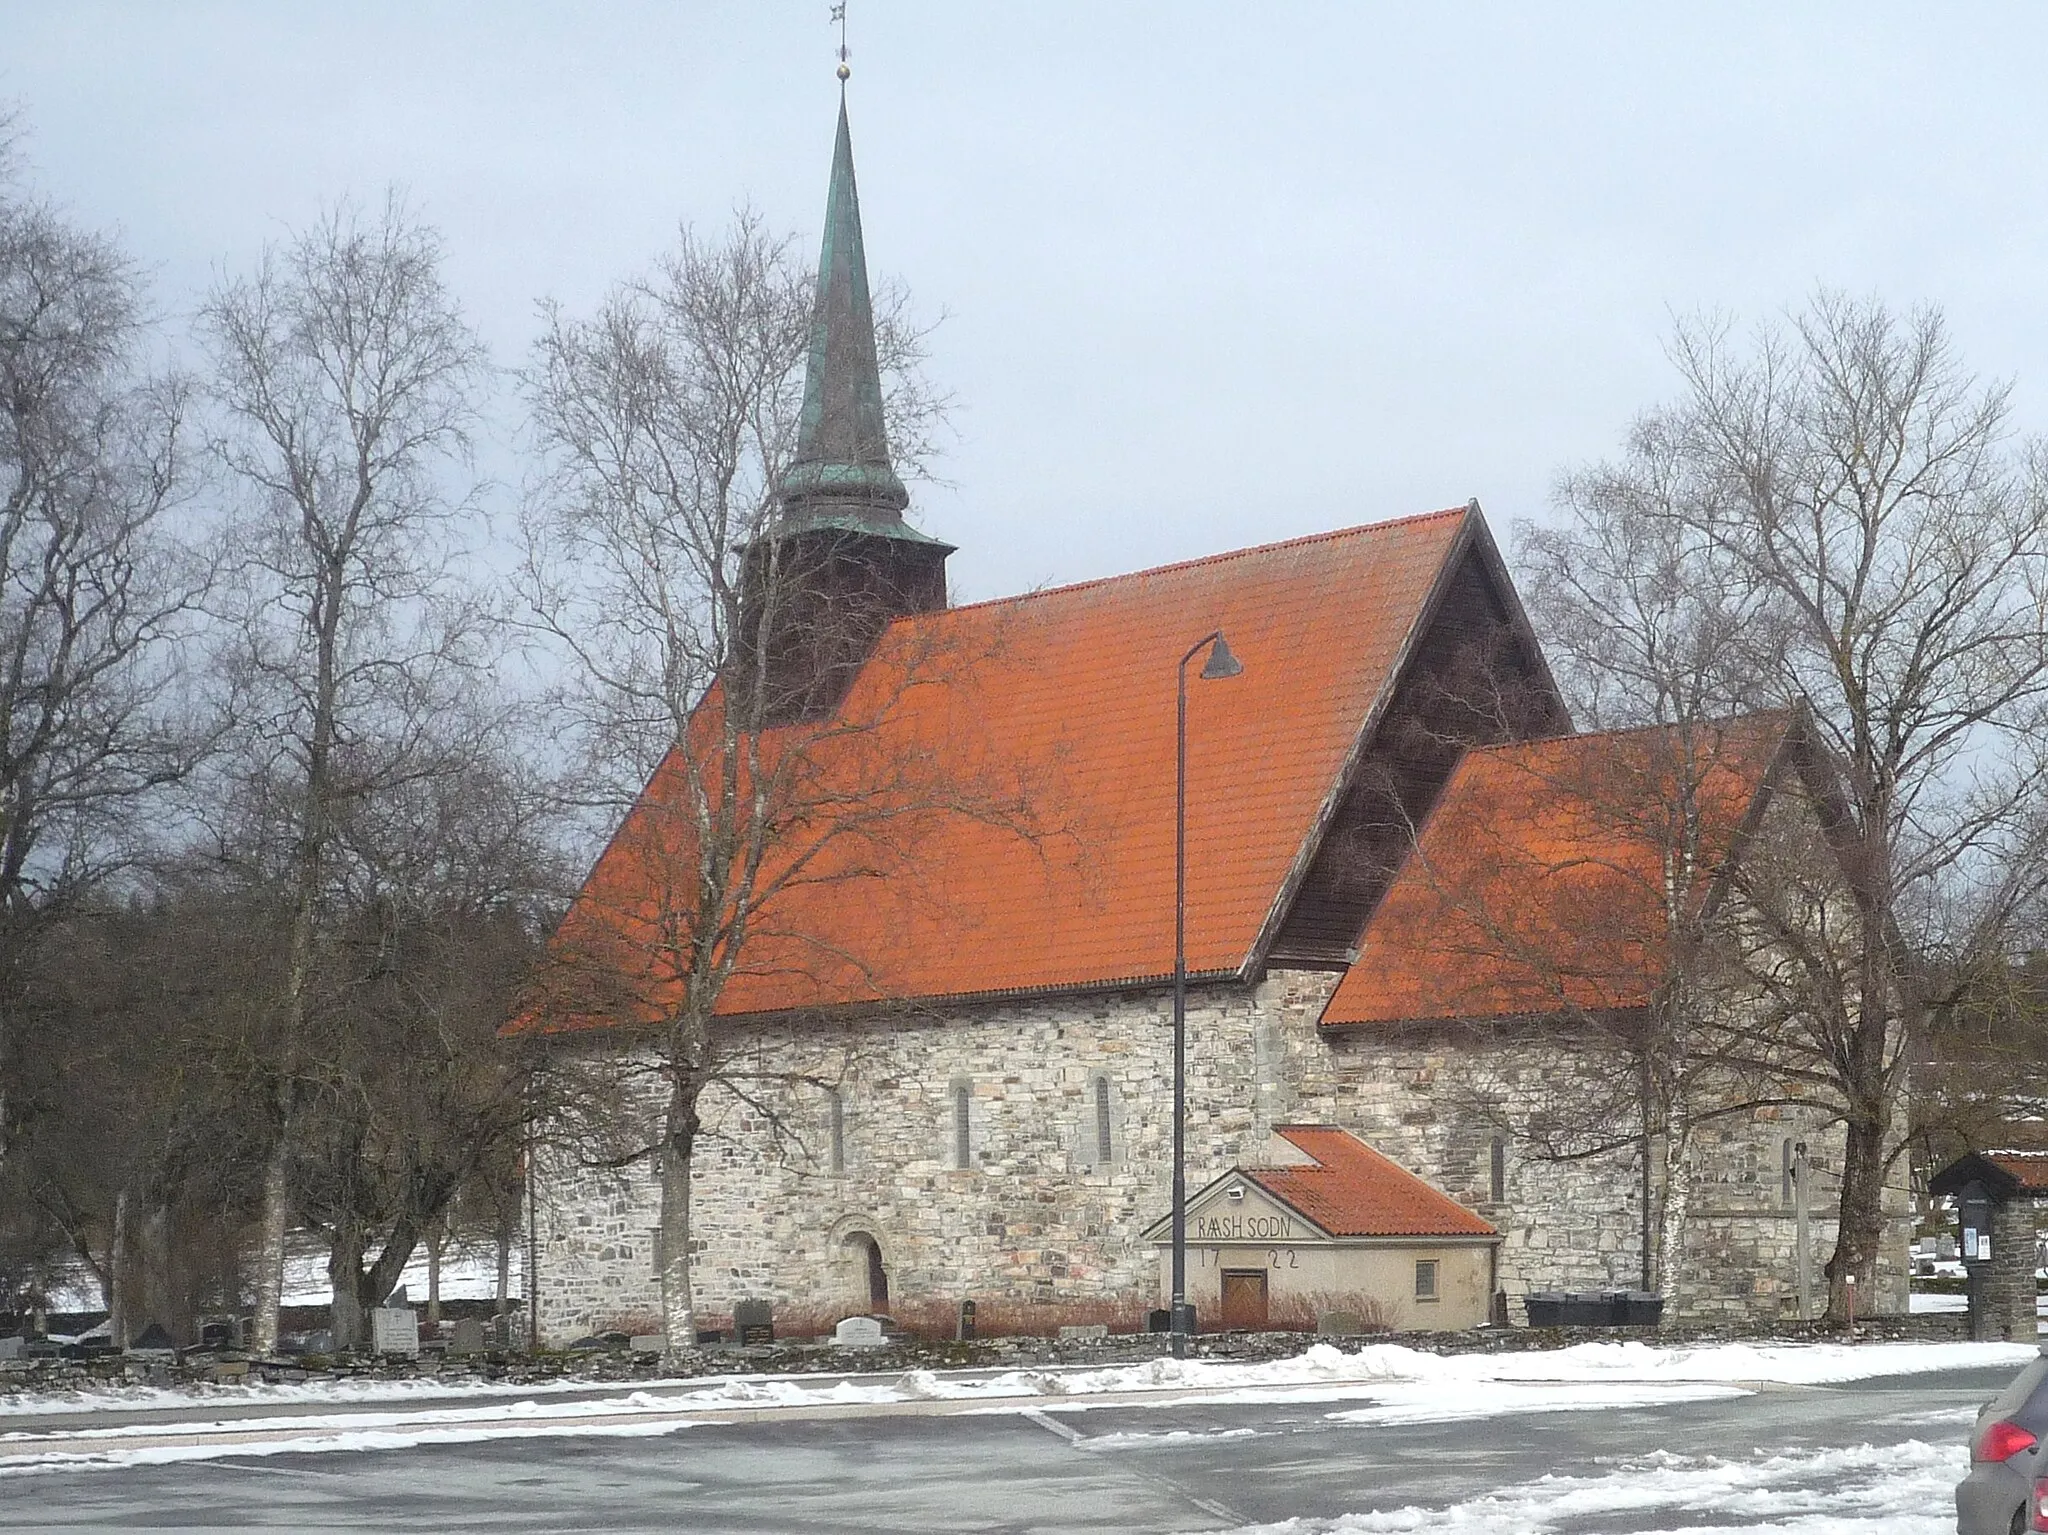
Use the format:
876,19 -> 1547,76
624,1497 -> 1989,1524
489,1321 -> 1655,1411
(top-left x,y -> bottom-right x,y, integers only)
0,130 -> 207,1190
518,211 -> 1033,1358
199,192 -> 490,1353
1543,293 -> 2048,1317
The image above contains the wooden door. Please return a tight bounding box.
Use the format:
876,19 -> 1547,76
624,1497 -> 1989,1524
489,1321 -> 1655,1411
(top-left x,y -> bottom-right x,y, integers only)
1220,1269 -> 1268,1331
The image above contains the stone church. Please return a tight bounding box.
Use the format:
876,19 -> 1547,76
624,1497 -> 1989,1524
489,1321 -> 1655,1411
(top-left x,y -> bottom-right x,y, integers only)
522,98 -> 1911,1344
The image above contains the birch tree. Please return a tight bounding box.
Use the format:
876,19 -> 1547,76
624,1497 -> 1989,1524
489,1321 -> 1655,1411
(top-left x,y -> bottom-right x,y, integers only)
519,213 -> 1034,1359
1543,293 -> 2048,1318
199,193 -> 488,1354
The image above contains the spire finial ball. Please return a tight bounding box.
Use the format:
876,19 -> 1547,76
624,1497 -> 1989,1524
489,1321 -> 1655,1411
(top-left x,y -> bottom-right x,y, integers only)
837,61 -> 850,80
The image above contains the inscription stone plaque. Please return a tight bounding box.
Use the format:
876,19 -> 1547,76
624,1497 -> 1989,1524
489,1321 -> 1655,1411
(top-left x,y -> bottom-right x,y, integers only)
370,1307 -> 420,1357
832,1315 -> 885,1349
447,1317 -> 486,1355
732,1298 -> 775,1346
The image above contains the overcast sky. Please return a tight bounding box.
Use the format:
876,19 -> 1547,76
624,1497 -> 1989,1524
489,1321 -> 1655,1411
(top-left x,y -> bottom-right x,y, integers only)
6,3 -> 2047,603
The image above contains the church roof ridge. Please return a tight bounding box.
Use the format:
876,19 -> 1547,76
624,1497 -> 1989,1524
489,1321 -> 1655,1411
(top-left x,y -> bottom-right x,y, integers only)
933,505 -> 1473,619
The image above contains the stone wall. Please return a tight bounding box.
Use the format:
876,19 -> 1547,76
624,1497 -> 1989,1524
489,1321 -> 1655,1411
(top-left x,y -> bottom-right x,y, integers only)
531,969 -> 1913,1343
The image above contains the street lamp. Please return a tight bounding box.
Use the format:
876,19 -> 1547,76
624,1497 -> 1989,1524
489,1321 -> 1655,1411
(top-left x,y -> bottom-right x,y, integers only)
1171,629 -> 1243,1360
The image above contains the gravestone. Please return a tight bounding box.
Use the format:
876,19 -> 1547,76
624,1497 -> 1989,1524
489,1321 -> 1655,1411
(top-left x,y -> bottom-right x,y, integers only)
1056,1323 -> 1108,1341
1146,1308 -> 1171,1334
631,1333 -> 666,1352
447,1317 -> 486,1355
832,1315 -> 886,1349
1316,1310 -> 1367,1337
129,1321 -> 176,1356
955,1300 -> 975,1342
732,1299 -> 775,1346
370,1307 -> 420,1357
0,1336 -> 22,1362
197,1317 -> 240,1351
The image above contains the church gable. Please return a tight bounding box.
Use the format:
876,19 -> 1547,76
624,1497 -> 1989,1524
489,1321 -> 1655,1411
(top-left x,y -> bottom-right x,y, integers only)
1320,713 -> 1793,1029
1261,515 -> 1567,967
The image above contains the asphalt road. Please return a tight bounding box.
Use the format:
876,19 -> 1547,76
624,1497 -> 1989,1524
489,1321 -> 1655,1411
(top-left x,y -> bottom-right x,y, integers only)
0,1366 -> 2010,1533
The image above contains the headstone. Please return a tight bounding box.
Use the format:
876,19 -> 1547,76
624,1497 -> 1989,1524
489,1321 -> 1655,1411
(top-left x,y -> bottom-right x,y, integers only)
447,1317 -> 486,1355
0,1336 -> 22,1362
370,1307 -> 420,1357
832,1315 -> 886,1349
630,1333 -> 666,1352
129,1321 -> 176,1355
1316,1310 -> 1368,1337
1056,1323 -> 1108,1341
732,1299 -> 775,1346
197,1319 -> 236,1351
1146,1308 -> 1171,1334
955,1300 -> 975,1342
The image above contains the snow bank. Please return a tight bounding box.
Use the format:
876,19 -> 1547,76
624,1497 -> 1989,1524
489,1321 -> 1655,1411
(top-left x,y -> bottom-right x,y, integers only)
1225,1437 -> 1967,1534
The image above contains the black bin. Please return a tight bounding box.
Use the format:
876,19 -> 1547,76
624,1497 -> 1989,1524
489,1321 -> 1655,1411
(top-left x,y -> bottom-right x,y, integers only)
1524,1292 -> 1566,1327
1561,1292 -> 1614,1325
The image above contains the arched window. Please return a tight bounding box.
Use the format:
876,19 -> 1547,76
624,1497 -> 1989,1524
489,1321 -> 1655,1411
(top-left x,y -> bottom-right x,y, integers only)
1489,1136 -> 1507,1203
826,1087 -> 845,1174
1094,1075 -> 1114,1164
951,1078 -> 972,1170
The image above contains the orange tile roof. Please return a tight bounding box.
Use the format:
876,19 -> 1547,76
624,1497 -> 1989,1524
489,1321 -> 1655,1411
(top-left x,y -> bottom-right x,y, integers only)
1321,715 -> 1788,1029
527,508 -> 1473,1030
1986,1152 -> 2048,1194
1247,1127 -> 1497,1238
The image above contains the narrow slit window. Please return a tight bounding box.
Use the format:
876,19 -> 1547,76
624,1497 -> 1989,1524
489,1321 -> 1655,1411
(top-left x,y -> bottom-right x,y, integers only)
1781,1139 -> 1795,1207
827,1087 -> 845,1174
952,1079 -> 972,1169
1094,1076 -> 1113,1164
1489,1136 -> 1506,1203
1414,1259 -> 1439,1301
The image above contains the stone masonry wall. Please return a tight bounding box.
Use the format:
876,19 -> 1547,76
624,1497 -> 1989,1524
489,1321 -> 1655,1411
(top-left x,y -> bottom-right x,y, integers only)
532,969 -> 1913,1343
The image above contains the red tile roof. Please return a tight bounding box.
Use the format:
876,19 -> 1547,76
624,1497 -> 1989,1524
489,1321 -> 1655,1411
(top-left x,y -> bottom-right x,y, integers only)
1986,1152 -> 2048,1194
527,508 -> 1474,1029
1246,1127 -> 1497,1239
1321,716 -> 1788,1029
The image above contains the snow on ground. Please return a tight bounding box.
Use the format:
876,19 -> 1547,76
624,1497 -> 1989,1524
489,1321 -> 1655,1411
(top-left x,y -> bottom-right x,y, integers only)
0,1337 -> 2037,1474
1910,1289 -> 2048,1318
1225,1437 -> 1967,1534
5,1336 -> 2035,1424
44,1243 -> 522,1313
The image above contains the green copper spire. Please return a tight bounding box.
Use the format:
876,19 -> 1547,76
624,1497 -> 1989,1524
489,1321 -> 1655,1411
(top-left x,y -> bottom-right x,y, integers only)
778,96 -> 928,536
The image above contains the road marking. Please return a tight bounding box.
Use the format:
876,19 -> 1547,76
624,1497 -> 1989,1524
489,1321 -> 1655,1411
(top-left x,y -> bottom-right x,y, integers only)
1019,1407 -> 1245,1526
1020,1408 -> 1083,1444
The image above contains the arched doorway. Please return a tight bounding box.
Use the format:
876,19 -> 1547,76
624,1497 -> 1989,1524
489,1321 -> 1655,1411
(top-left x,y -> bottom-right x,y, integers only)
841,1230 -> 888,1311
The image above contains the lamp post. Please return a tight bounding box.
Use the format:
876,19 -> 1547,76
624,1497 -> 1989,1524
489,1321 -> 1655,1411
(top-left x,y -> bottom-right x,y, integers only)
1171,629 -> 1243,1360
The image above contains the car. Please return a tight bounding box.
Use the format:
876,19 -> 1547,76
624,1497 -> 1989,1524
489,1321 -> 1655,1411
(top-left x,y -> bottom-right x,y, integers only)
1959,1349 -> 2048,1533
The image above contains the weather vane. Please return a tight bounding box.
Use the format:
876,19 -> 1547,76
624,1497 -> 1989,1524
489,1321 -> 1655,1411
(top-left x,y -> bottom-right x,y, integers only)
831,3 -> 850,81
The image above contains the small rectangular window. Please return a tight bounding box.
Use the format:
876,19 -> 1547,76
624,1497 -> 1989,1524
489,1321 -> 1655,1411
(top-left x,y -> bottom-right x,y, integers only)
827,1087 -> 845,1174
1782,1139 -> 1795,1207
1094,1076 -> 1113,1163
952,1080 -> 972,1169
1489,1137 -> 1506,1203
1414,1259 -> 1439,1301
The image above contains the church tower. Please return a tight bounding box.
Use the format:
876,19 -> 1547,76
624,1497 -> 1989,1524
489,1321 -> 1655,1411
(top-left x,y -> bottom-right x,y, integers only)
742,94 -> 952,726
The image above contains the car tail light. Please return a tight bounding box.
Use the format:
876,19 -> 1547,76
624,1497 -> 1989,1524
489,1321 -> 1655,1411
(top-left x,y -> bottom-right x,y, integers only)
1975,1419 -> 2039,1462
2032,1476 -> 2048,1533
